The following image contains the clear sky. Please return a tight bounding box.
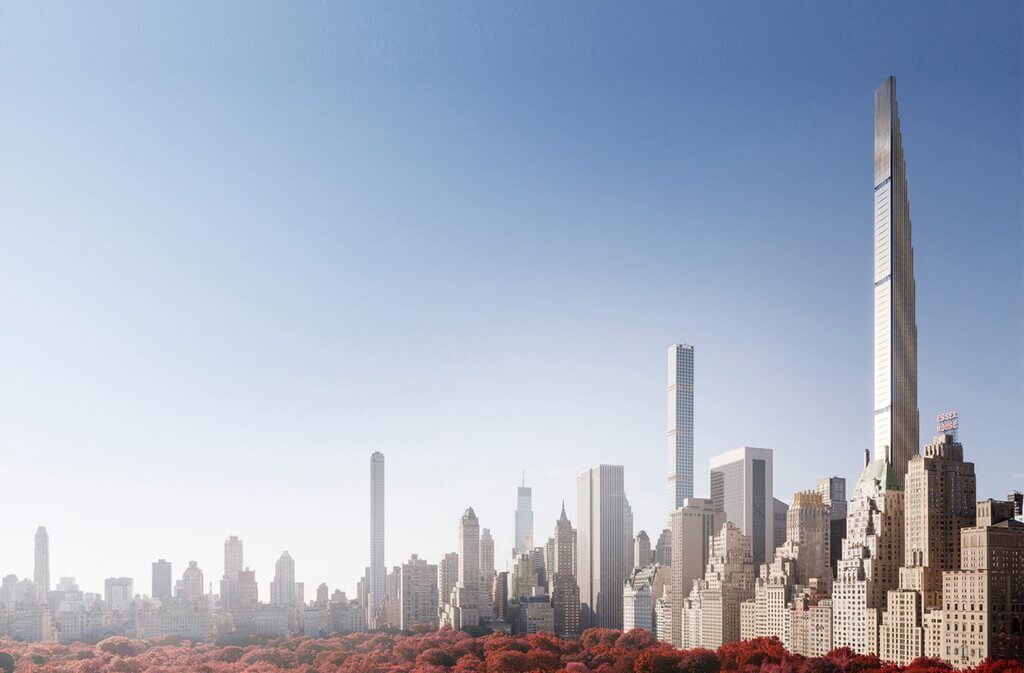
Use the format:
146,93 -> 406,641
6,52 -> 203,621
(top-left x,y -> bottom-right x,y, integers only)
1,2 -> 1021,599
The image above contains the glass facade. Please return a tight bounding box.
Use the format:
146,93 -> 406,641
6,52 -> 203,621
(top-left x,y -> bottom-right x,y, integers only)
873,76 -> 919,485
668,344 -> 695,509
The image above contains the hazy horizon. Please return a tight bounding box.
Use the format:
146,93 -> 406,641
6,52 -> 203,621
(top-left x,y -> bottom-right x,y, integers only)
1,2 -> 1021,598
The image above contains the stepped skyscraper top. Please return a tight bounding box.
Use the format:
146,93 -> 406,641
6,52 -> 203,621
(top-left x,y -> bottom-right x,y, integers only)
873,76 -> 919,486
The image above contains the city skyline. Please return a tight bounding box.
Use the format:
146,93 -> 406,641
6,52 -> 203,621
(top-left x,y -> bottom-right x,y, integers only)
1,2 -> 1021,601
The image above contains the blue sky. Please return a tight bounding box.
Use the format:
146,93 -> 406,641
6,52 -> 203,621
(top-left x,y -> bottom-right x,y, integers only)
0,2 -> 1020,598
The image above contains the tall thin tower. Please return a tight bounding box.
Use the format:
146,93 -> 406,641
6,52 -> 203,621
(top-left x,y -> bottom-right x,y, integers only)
668,344 -> 694,508
34,526 -> 49,602
224,535 -> 243,581
369,451 -> 385,625
873,76 -> 919,484
514,474 -> 534,556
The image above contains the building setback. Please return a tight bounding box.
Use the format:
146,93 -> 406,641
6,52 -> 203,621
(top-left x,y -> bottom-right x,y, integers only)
879,433 -> 976,664
670,497 -> 724,647
832,452 -> 904,655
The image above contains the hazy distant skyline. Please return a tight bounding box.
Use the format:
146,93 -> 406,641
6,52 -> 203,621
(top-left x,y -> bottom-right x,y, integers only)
1,2 -> 1021,597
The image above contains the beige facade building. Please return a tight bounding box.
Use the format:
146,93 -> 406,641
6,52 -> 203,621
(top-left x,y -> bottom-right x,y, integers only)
550,503 -> 581,639
923,609 -> 944,659
398,554 -> 438,631
941,499 -> 1024,667
789,590 -> 833,657
741,491 -> 833,649
832,453 -> 904,654
438,552 -> 458,612
670,497 -> 724,646
443,508 -> 483,629
879,433 -> 975,665
685,522 -> 755,649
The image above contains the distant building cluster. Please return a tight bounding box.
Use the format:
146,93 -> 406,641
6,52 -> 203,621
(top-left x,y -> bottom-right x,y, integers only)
0,77 -> 1020,668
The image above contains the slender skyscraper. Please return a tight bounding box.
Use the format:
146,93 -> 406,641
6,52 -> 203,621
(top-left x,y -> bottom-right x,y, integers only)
271,551 -> 295,607
668,344 -> 695,509
224,535 -> 243,581
514,476 -> 534,556
873,76 -> 919,484
34,526 -> 49,603
369,451 -> 385,626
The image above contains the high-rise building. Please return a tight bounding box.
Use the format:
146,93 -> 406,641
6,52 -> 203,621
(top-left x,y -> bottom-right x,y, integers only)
941,499 -> 1024,667
515,478 -> 534,557
832,451 -> 904,655
445,507 -> 482,629
34,526 -> 49,603
224,536 -> 244,581
670,497 -> 724,647
709,447 -> 775,567
668,344 -> 695,509
634,530 -> 652,568
480,528 -> 495,578
687,522 -> 756,649
509,553 -> 537,602
399,554 -> 438,631
623,564 -> 660,633
622,496 -> 634,578
369,452 -> 385,627
492,571 -> 510,624
438,552 -> 458,609
529,546 -> 547,589
872,76 -> 919,486
577,464 -> 626,629
480,527 -> 496,620
773,498 -> 789,550
654,528 -> 671,566
104,577 -> 133,612
271,552 -> 295,608
550,503 -> 580,639
879,434 -> 976,664
152,559 -> 172,603
740,491 -> 832,648
237,568 -> 258,609
905,436 -> 976,595
179,561 -> 205,603
816,476 -> 848,576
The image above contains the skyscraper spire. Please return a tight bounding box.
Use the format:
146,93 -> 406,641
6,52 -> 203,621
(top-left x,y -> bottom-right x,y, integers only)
873,76 -> 919,486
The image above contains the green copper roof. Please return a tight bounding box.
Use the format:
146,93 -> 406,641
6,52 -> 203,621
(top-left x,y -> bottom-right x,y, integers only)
857,457 -> 902,492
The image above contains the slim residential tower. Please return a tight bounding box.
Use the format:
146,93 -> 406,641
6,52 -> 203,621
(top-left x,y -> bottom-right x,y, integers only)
873,76 -> 919,484
34,526 -> 49,603
668,344 -> 695,509
369,451 -> 386,626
